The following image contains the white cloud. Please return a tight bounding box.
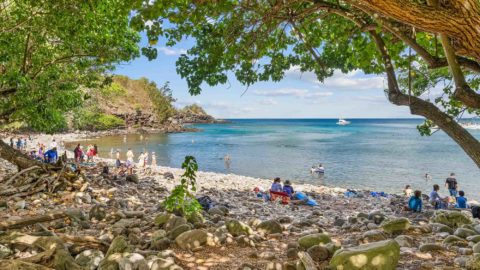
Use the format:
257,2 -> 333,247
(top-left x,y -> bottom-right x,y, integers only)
286,66 -> 384,91
158,47 -> 187,56
252,88 -> 333,99
257,99 -> 278,105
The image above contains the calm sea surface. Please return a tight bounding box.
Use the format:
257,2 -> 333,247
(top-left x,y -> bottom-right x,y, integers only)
69,119 -> 480,199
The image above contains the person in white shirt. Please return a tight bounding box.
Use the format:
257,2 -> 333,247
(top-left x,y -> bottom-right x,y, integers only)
126,148 -> 134,174
50,139 -> 57,150
151,152 -> 156,169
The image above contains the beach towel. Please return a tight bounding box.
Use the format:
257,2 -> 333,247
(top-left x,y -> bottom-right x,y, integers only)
294,192 -> 318,206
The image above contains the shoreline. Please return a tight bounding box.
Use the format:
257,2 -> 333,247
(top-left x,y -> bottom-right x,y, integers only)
1,132 -> 479,269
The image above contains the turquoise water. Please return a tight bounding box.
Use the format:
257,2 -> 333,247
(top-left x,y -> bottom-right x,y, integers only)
73,119 -> 480,199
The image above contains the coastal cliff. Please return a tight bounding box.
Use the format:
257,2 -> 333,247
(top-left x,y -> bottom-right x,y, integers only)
70,76 -> 218,132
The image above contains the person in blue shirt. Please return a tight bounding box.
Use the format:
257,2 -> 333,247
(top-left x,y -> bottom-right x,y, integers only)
283,180 -> 295,198
408,190 -> 422,212
270,177 -> 283,192
456,190 -> 468,209
44,148 -> 58,164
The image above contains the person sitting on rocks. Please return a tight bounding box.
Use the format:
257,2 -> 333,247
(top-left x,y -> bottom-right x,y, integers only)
404,185 -> 413,197
283,180 -> 295,198
270,177 -> 283,192
408,190 -> 422,212
456,190 -> 468,209
430,184 -> 448,209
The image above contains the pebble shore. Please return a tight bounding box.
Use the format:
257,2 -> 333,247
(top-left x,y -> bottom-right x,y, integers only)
1,133 -> 480,269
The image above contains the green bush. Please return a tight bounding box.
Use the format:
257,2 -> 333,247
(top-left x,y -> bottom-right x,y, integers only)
100,82 -> 127,97
73,111 -> 125,130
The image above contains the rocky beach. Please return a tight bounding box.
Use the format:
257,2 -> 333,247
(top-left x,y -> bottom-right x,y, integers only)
0,133 -> 480,269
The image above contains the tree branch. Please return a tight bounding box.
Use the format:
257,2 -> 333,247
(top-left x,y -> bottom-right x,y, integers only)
370,30 -> 480,167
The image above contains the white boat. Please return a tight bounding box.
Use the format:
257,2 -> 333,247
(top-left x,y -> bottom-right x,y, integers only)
336,118 -> 351,125
461,122 -> 480,130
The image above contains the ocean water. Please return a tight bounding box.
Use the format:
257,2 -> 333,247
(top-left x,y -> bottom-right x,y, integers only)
70,119 -> 480,199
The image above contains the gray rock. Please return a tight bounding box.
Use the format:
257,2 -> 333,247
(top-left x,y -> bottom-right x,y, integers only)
381,217 -> 410,234
286,248 -> 298,259
89,204 -> 107,221
362,230 -> 386,243
329,240 -> 400,270
306,245 -> 329,262
75,249 -> 104,270
150,258 -> 183,270
175,229 -> 212,249
0,244 -> 12,259
467,235 -> 480,243
256,220 -> 283,234
226,220 -> 253,236
473,242 -> 480,253
431,222 -> 454,234
459,247 -> 473,255
298,233 -> 331,250
394,235 -> 414,248
164,216 -> 187,232
443,235 -> 468,247
14,200 -> 26,210
333,218 -> 346,227
454,228 -> 477,239
167,224 -> 192,240
419,243 -> 444,252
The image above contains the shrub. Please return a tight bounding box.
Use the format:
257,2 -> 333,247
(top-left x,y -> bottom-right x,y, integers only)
163,156 -> 202,218
73,111 -> 125,131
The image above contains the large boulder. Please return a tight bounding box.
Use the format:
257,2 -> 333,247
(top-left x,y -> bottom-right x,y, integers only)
329,240 -> 400,270
298,233 -> 331,250
380,218 -> 410,234
75,249 -> 104,270
431,210 -> 472,228
226,220 -> 253,236
431,222 -> 454,234
443,235 -> 468,247
455,228 -> 478,239
256,220 -> 283,235
175,229 -> 213,249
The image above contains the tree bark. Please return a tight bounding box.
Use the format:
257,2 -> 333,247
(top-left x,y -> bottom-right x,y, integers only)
370,30 -> 480,168
353,0 -> 480,60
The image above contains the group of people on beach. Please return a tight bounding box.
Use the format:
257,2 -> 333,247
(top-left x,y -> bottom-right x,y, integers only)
405,172 -> 468,212
113,148 -> 157,175
10,136 -> 62,164
73,144 -> 98,163
253,177 -> 318,206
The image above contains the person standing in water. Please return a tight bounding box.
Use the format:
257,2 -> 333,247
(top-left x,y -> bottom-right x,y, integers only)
151,152 -> 157,169
224,154 -> 231,170
445,172 -> 458,197
126,148 -> 134,175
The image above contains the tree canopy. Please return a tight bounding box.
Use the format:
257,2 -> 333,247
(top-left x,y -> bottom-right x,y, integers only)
130,0 -> 480,167
0,0 -> 140,133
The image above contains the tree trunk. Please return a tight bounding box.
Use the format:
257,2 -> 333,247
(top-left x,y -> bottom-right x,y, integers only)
370,30 -> 480,168
0,138 -> 49,171
353,0 -> 480,60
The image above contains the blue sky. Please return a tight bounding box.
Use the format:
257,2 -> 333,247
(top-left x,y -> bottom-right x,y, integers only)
114,36 -> 418,119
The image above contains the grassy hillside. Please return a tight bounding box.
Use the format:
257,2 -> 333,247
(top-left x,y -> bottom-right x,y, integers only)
72,75 -> 177,131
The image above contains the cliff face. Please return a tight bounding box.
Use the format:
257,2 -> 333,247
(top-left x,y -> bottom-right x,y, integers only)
73,76 -> 217,131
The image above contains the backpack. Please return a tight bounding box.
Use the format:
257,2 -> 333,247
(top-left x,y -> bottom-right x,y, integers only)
472,206 -> 480,219
196,196 -> 213,211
